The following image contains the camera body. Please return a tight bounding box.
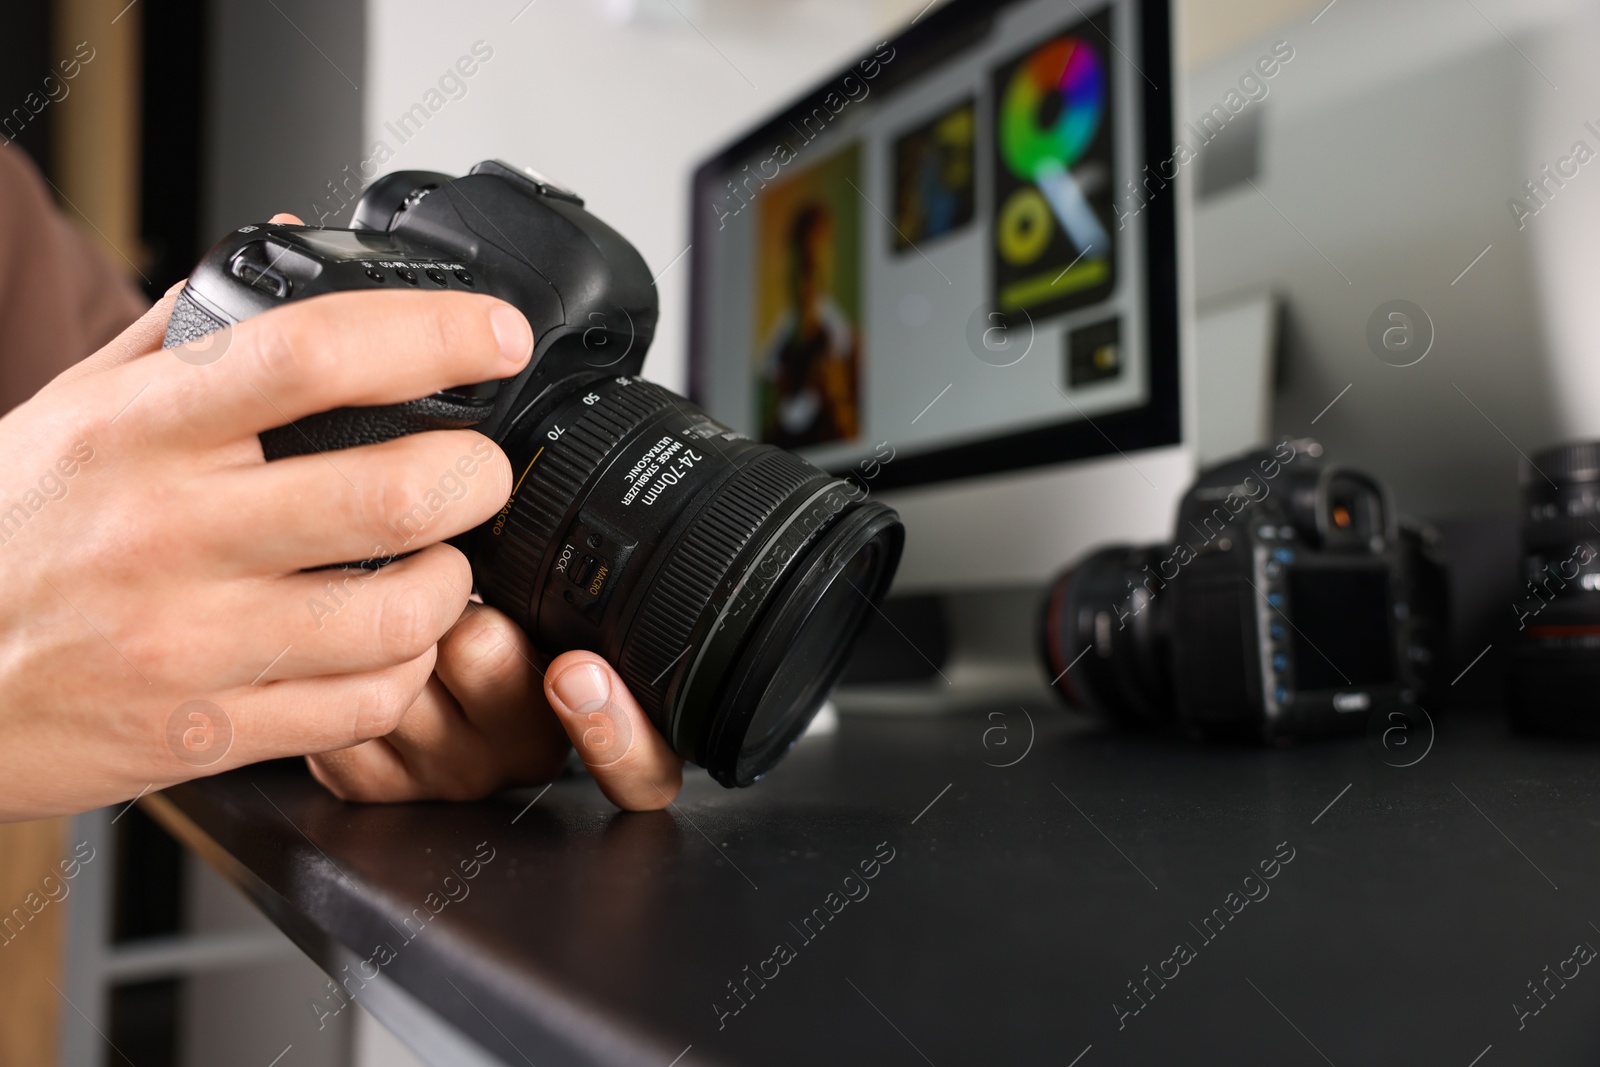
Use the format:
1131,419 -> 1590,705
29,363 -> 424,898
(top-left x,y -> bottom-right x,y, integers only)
166,160 -> 656,459
164,161 -> 905,787
1043,440 -> 1447,739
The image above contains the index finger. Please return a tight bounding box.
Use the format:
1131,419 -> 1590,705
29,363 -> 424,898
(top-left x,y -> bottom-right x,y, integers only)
129,289 -> 533,445
55,281 -> 187,384
60,214 -> 304,384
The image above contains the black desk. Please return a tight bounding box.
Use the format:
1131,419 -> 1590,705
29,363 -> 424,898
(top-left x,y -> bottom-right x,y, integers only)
145,707 -> 1600,1066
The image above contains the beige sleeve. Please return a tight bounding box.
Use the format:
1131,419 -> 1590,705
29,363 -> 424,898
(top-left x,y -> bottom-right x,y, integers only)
0,146 -> 149,414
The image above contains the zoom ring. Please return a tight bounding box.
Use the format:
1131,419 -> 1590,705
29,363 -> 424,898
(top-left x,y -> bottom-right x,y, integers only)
1526,442 -> 1600,485
482,379 -> 676,624
618,448 -> 825,720
1524,516 -> 1600,556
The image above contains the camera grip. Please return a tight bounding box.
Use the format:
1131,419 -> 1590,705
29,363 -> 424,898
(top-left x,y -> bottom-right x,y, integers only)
257,399 -> 490,460
161,289 -> 493,461
164,289 -> 229,348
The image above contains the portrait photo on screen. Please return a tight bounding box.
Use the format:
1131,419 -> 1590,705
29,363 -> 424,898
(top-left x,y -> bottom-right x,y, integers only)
753,143 -> 864,449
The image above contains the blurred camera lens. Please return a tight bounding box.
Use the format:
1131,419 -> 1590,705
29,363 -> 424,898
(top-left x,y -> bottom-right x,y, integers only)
1040,545 -> 1173,725
472,375 -> 903,785
1511,441 -> 1600,735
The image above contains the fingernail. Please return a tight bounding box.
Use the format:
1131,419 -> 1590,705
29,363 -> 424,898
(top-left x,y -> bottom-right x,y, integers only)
489,305 -> 534,367
551,661 -> 610,716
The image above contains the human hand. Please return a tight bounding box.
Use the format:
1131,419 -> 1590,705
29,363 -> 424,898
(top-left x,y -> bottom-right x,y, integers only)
306,604 -> 684,810
0,265 -> 534,820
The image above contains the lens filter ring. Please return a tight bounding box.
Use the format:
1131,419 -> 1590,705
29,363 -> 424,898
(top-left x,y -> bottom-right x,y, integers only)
615,448 -> 824,723
677,487 -> 903,785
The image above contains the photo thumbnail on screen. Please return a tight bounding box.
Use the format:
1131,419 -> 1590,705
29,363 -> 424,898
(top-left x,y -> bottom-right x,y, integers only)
752,144 -> 864,449
891,99 -> 977,253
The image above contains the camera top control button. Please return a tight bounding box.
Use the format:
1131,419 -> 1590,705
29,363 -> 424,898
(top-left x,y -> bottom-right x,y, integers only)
1257,525 -> 1276,539
365,267 -> 385,282
425,268 -> 447,286
396,267 -> 418,285
229,243 -> 292,299
469,159 -> 585,206
1266,592 -> 1284,608
1277,526 -> 1294,539
1271,548 -> 1295,564
454,269 -> 475,287
1272,653 -> 1288,671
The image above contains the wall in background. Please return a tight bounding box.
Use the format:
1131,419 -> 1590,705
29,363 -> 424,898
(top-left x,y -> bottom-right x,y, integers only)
1183,0 -> 1320,66
202,0 -> 365,242
140,0 -> 209,297
364,0 -> 933,395
1187,0 -> 1597,517
53,0 -> 143,285
0,0 -> 54,172
364,0 -> 1600,522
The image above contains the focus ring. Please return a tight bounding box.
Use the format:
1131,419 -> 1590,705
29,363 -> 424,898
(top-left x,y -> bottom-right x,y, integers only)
1523,516 -> 1600,555
1526,442 -> 1600,486
618,448 -> 823,719
480,379 -> 674,624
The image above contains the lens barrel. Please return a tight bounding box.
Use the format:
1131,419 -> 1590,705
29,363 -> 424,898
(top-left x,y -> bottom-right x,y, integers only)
473,374 -> 902,785
1041,545 -> 1173,725
1522,442 -> 1600,554
1512,441 -> 1600,735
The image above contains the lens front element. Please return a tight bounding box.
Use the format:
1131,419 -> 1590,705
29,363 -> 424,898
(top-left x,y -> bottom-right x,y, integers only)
699,498 -> 902,786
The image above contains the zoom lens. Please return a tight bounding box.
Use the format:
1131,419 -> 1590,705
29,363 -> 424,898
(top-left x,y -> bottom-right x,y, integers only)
472,374 -> 903,785
1040,545 -> 1173,726
1511,441 -> 1600,735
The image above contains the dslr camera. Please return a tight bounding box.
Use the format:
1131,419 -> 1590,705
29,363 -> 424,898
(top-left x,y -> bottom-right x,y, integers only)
1041,440 -> 1447,738
165,160 -> 904,786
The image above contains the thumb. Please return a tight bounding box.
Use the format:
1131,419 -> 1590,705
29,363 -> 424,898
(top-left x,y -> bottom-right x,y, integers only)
543,650 -> 683,810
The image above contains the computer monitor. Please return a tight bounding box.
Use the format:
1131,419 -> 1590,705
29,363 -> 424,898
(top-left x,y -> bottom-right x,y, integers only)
688,0 -> 1192,596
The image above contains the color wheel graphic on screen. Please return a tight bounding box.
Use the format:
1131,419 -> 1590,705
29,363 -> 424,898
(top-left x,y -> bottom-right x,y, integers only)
1004,38 -> 1107,267
991,29 -> 1114,318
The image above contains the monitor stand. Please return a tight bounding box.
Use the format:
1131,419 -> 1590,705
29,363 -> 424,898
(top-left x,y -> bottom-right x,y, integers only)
832,585 -> 1057,716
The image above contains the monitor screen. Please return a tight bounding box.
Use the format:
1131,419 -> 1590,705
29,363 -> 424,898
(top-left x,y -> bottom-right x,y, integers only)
689,0 -> 1178,493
